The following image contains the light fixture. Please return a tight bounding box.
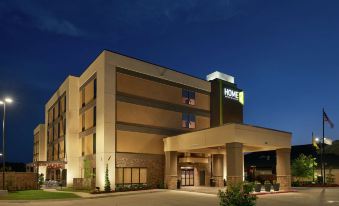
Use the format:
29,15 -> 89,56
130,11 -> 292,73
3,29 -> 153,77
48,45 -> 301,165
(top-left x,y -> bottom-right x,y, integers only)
0,101 -> 3,105
315,138 -> 320,142
4,98 -> 13,103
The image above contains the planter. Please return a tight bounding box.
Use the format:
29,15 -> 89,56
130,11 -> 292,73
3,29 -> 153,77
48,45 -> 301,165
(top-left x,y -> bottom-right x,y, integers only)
273,183 -> 280,191
177,180 -> 181,189
210,179 -> 216,187
254,184 -> 262,192
264,184 -> 271,192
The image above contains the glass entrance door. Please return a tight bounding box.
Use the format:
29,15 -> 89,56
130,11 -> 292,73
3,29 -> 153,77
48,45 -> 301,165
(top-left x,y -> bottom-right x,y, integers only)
181,169 -> 194,186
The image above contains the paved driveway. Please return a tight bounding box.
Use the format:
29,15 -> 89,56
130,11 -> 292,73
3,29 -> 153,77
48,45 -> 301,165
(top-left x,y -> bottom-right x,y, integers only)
257,187 -> 339,206
0,188 -> 338,206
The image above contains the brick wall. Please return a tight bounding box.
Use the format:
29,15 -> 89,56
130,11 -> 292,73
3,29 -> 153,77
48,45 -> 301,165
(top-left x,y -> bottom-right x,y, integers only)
116,153 -> 164,188
73,178 -> 96,190
0,172 -> 38,191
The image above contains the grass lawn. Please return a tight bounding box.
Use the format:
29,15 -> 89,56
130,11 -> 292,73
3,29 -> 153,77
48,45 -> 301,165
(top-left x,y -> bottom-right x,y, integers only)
0,190 -> 80,200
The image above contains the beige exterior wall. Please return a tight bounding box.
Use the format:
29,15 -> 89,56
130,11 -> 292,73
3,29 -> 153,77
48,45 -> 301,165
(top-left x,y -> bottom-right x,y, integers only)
105,51 -> 210,93
78,52 -> 116,189
44,76 -> 80,186
116,130 -> 164,154
116,72 -> 210,111
33,124 -> 46,162
117,101 -> 210,131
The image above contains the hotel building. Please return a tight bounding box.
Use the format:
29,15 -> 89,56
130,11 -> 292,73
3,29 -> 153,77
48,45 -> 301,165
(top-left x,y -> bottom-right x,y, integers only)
30,50 -> 292,190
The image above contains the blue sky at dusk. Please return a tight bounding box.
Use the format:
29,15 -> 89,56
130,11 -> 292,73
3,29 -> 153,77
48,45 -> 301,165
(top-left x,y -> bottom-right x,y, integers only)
0,0 -> 339,162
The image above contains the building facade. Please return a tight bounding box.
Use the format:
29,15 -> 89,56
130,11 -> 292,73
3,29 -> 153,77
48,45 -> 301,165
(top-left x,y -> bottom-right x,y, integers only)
30,50 -> 292,190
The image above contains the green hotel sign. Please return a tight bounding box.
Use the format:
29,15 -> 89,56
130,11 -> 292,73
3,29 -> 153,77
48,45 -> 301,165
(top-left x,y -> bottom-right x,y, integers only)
224,88 -> 244,105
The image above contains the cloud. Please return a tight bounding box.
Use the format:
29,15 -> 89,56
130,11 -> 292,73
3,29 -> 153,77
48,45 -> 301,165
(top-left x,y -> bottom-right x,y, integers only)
35,16 -> 82,37
0,0 -> 84,37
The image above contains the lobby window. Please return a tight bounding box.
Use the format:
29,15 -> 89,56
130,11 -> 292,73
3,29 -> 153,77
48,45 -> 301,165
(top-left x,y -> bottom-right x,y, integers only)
182,113 -> 196,129
182,89 -> 196,105
116,167 -> 147,185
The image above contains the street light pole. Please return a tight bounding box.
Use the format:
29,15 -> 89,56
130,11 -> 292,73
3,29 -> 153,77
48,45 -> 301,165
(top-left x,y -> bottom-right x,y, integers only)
0,97 -> 13,191
2,102 -> 5,190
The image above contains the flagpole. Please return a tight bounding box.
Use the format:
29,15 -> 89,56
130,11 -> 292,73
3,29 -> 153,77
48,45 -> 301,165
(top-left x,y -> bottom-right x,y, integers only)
322,108 -> 325,184
312,132 -> 315,182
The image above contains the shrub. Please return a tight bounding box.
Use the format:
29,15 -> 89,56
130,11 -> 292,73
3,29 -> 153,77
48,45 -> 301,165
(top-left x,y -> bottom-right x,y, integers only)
104,164 -> 111,192
38,173 -> 44,188
218,182 -> 257,206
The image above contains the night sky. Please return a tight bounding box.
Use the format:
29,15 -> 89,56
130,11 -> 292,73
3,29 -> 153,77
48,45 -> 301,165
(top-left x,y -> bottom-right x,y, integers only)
1,0 -> 339,163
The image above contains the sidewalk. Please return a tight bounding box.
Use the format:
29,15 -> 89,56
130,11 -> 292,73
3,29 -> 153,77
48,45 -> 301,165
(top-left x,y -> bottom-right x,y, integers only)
43,188 -> 167,198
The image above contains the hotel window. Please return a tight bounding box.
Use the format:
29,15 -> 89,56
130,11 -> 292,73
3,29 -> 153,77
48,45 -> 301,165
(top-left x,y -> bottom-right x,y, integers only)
94,79 -> 97,99
81,89 -> 85,107
63,119 -> 66,135
59,140 -> 65,159
54,143 -> 58,160
82,115 -> 85,132
182,113 -> 196,129
82,134 -> 95,156
93,133 -> 96,154
58,101 -> 61,117
60,96 -> 66,113
182,89 -> 196,105
116,167 -> 147,185
93,106 -> 96,127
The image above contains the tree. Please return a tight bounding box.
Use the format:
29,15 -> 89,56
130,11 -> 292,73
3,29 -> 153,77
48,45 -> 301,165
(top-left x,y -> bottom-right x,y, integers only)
291,154 -> 317,182
104,164 -> 111,192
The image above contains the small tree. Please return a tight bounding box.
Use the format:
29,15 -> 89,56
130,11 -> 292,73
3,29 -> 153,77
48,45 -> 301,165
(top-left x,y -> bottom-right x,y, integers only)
291,154 -> 317,183
104,164 -> 111,192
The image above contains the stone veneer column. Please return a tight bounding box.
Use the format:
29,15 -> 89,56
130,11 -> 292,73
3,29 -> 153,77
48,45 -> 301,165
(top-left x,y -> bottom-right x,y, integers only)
276,148 -> 291,191
165,151 -> 178,190
226,142 -> 243,186
212,154 -> 224,187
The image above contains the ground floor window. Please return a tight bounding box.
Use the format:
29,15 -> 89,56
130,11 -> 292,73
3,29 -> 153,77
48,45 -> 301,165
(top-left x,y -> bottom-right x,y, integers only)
116,167 -> 147,185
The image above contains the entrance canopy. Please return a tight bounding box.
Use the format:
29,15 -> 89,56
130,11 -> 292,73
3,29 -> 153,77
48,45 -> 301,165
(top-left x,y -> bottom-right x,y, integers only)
27,161 -> 67,169
164,123 -> 291,153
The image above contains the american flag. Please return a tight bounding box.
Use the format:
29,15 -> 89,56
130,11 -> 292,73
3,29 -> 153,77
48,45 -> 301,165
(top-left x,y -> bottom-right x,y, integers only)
323,111 -> 334,128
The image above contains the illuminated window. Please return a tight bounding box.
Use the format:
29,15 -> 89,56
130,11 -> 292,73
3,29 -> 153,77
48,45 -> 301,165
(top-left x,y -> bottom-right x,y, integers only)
182,89 -> 196,105
182,113 -> 196,129
82,134 -> 95,156
115,167 -> 147,185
